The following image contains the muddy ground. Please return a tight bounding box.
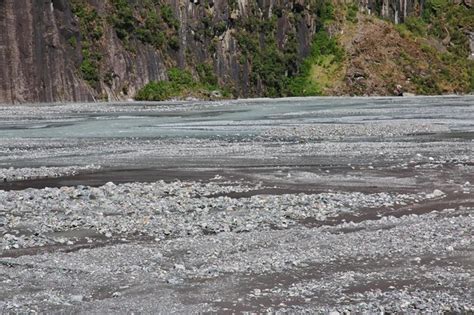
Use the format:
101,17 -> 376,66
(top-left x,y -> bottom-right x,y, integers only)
0,96 -> 473,313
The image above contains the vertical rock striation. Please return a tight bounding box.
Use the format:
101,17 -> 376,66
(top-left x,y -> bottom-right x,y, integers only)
0,0 -> 94,103
358,0 -> 425,23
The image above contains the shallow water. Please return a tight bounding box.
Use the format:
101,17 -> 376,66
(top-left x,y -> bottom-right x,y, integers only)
0,96 -> 472,139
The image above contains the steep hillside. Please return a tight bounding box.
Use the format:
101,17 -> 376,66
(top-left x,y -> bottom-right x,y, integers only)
326,0 -> 474,95
0,0 -> 472,103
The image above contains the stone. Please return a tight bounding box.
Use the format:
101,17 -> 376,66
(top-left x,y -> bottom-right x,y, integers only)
210,90 -> 222,98
426,189 -> 445,199
70,295 -> 84,303
174,264 -> 186,271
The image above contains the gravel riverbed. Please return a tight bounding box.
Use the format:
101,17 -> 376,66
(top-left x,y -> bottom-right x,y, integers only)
0,96 -> 473,313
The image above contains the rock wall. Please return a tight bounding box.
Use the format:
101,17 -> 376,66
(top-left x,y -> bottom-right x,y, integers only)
1,0 -> 307,102
0,0 -> 94,103
0,0 -> 428,104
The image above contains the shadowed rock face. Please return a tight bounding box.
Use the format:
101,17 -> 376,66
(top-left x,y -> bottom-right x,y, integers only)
0,0 -> 426,104
0,0 -> 94,103
0,0 -> 169,103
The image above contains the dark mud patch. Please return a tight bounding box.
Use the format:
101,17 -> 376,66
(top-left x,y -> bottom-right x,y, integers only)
0,238 -> 125,259
182,253 -> 471,313
0,167 -> 224,191
301,192 -> 474,229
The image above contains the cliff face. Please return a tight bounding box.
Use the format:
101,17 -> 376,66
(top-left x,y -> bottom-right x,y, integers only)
0,0 -> 470,103
0,0 -> 173,103
0,0 -> 94,103
1,0 -> 324,103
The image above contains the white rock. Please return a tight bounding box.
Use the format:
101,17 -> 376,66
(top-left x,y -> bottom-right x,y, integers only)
426,189 -> 445,199
174,264 -> 186,271
70,295 -> 83,302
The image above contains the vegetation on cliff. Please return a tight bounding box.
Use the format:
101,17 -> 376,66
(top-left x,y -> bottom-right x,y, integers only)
392,0 -> 474,94
211,0 -> 350,98
311,0 -> 474,96
135,67 -> 230,101
286,1 -> 345,96
68,0 -> 473,101
109,0 -> 180,51
70,0 -> 104,87
286,30 -> 345,96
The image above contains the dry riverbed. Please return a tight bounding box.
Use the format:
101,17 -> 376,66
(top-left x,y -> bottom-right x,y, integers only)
0,97 -> 473,313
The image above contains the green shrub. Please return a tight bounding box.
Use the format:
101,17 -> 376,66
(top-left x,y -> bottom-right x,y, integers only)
135,81 -> 174,101
168,68 -> 194,86
80,59 -> 99,85
422,0 -> 449,21
346,3 -> 358,23
109,0 -> 179,50
168,36 -> 180,50
161,4 -> 179,29
404,17 -> 426,36
68,36 -> 77,48
197,63 -> 218,87
70,1 -> 104,86
315,1 -> 335,23
309,30 -> 344,63
411,75 -> 441,95
110,0 -> 135,40
214,21 -> 227,36
287,30 -> 344,96
135,67 -> 226,101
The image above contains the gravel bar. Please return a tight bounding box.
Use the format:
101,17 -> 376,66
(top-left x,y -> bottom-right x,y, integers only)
0,96 -> 473,313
